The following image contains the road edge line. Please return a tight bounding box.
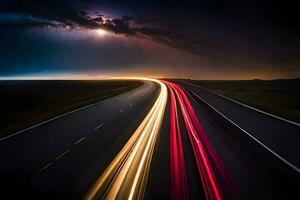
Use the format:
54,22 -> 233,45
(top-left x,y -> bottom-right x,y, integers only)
0,82 -> 146,142
183,81 -> 300,127
189,89 -> 300,173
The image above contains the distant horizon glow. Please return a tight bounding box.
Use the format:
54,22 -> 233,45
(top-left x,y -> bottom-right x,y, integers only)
0,73 -> 299,81
0,73 -> 165,80
0,74 -> 112,80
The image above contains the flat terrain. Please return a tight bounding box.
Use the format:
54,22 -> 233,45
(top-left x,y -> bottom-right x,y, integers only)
186,79 -> 300,123
0,80 -> 143,137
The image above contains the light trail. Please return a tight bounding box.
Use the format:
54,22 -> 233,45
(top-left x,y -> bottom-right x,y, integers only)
85,78 -> 168,200
164,81 -> 239,200
168,85 -> 190,200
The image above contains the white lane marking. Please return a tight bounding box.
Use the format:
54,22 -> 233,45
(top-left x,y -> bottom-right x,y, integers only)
0,82 -> 148,142
75,137 -> 86,145
119,109 -> 124,112
184,81 -> 300,127
55,149 -> 70,160
37,162 -> 53,173
190,90 -> 300,173
95,123 -> 104,130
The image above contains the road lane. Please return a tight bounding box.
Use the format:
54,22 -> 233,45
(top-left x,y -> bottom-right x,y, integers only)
187,89 -> 299,199
164,81 -> 238,200
1,78 -> 298,200
85,79 -> 167,200
163,81 -> 299,199
168,85 -> 189,200
181,81 -> 300,168
0,81 -> 160,199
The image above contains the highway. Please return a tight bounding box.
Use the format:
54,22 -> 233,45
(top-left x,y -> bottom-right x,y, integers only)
0,79 -> 299,200
85,79 -> 167,200
157,80 -> 299,199
0,80 -> 161,199
181,81 -> 300,168
148,80 -> 299,200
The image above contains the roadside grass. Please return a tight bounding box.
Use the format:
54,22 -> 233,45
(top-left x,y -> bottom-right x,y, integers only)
0,80 -> 143,138
188,79 -> 300,123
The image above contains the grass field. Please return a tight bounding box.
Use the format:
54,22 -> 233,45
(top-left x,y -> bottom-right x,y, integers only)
0,80 -> 143,138
188,79 -> 300,123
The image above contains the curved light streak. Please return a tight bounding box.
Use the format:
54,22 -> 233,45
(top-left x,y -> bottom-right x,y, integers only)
168,85 -> 189,200
85,78 -> 168,200
166,81 -> 221,200
164,81 -> 240,200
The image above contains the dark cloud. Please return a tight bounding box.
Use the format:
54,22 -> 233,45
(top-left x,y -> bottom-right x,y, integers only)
0,0 -> 136,35
1,1 -> 91,26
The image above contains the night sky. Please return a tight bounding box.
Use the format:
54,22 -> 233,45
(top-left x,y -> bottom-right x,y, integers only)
0,0 -> 299,79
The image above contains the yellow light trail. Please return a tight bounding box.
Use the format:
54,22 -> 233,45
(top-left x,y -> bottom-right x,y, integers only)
85,78 -> 168,200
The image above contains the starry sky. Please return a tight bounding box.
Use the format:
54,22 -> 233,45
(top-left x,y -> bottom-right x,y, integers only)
0,0 -> 299,79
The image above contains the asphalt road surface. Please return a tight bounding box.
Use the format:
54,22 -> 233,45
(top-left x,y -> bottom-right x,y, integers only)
148,80 -> 299,200
1,79 -> 299,200
0,81 -> 160,199
181,81 -> 300,168
175,81 -> 299,199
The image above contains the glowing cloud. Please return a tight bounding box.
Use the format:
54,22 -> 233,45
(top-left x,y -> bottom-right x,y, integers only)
95,29 -> 108,36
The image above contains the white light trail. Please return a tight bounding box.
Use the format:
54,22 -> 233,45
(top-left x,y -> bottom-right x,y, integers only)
85,78 -> 168,200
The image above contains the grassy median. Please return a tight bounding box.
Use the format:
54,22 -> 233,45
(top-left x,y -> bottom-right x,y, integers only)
0,80 -> 143,138
188,79 -> 300,123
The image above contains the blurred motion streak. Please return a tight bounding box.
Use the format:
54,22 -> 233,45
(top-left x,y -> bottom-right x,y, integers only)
164,81 -> 239,200
85,79 -> 167,200
168,85 -> 190,200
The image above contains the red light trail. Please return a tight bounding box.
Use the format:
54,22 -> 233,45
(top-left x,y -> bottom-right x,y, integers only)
169,86 -> 190,200
164,80 -> 239,200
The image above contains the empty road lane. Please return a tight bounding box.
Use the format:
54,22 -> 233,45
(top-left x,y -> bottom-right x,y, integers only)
0,81 -> 160,199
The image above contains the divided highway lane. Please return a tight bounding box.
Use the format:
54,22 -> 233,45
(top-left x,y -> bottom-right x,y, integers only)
85,80 -> 168,200
181,81 -> 300,169
0,81 -> 160,199
178,81 -> 300,199
163,81 -> 242,200
154,81 -> 299,199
